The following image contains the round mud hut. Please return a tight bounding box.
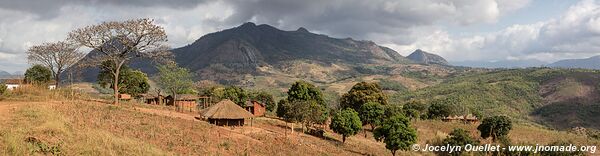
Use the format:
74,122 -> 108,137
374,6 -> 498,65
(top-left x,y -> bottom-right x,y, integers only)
199,99 -> 254,126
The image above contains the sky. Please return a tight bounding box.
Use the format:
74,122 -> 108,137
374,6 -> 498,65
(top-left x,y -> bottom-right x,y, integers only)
0,0 -> 599,73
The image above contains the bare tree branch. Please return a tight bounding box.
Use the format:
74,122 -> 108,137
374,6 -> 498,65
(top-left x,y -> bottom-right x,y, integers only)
27,41 -> 84,87
67,18 -> 172,104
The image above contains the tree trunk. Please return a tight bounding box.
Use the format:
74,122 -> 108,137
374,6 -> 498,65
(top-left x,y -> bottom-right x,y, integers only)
113,61 -> 124,105
342,135 -> 346,143
172,90 -> 178,111
54,71 -> 61,88
113,70 -> 119,105
391,150 -> 396,156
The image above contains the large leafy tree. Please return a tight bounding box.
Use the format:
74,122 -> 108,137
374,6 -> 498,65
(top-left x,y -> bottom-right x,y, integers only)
427,100 -> 452,119
97,61 -> 150,96
287,81 -> 326,105
374,115 -> 417,156
221,86 -> 248,106
330,108 -> 362,143
250,91 -> 276,112
340,82 -> 388,112
68,18 -> 171,104
25,65 -> 52,85
442,128 -> 479,156
359,102 -> 385,136
477,115 -> 512,142
27,41 -> 84,88
278,81 -> 328,130
403,100 -> 427,120
157,63 -> 193,105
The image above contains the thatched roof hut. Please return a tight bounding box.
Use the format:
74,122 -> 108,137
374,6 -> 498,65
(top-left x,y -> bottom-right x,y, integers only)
200,99 -> 254,126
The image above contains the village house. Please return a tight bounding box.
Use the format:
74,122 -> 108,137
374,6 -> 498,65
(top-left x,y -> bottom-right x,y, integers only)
244,100 -> 266,117
142,94 -> 166,105
199,99 -> 254,126
1,78 -> 23,90
0,78 -> 56,90
169,94 -> 199,112
442,114 -> 479,124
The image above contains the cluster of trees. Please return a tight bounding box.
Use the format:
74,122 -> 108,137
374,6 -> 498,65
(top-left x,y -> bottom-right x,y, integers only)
24,65 -> 52,85
97,61 -> 151,97
24,18 -> 171,105
335,82 -> 418,155
201,85 -> 276,112
272,81 -> 418,155
277,81 -> 328,131
271,81 -> 519,156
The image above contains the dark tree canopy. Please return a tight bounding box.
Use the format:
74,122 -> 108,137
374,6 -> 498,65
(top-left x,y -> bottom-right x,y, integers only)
278,81 -> 328,127
97,61 -> 150,96
374,115 -> 417,156
384,104 -> 404,119
359,102 -> 385,130
330,108 -> 362,143
477,116 -> 512,142
442,128 -> 479,156
250,91 -> 276,112
287,81 -> 325,106
340,82 -> 388,112
157,63 -> 193,105
403,100 -> 428,120
0,83 -> 7,95
277,99 -> 328,125
25,65 -> 52,85
221,86 -> 248,106
426,100 -> 452,119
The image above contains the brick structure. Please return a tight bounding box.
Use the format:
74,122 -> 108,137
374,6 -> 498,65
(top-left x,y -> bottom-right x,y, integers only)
244,100 -> 266,117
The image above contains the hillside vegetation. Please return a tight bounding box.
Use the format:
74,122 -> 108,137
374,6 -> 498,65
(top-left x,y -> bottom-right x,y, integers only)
1,86 -> 597,155
391,68 -> 600,130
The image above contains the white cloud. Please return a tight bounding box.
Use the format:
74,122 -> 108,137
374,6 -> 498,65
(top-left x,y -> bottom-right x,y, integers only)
394,0 -> 600,63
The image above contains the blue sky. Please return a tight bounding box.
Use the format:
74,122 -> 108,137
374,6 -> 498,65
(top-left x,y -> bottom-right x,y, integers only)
0,0 -> 599,73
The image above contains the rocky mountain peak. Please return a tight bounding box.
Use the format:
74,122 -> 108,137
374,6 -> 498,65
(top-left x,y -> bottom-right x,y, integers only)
296,27 -> 309,33
407,49 -> 449,65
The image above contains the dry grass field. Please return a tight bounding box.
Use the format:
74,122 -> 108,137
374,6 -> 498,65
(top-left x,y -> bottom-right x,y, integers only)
0,87 -> 598,155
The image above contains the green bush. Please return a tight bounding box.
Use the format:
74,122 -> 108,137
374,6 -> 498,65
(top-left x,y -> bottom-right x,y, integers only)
378,79 -> 407,92
0,83 -> 7,95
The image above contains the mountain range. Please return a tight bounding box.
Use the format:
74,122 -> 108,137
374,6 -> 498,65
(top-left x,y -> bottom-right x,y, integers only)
548,55 -> 600,69
72,22 -> 451,84
0,70 -> 10,77
451,59 -> 548,68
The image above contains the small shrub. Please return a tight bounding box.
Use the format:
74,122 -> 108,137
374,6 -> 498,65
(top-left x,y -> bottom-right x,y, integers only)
219,141 -> 231,150
0,83 -> 7,95
25,137 -> 62,155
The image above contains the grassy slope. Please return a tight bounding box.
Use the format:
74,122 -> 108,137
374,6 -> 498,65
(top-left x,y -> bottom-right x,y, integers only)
1,98 -> 597,155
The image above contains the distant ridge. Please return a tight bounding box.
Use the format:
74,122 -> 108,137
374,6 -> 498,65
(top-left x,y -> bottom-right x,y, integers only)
406,49 -> 449,65
548,55 -> 600,69
0,70 -> 10,77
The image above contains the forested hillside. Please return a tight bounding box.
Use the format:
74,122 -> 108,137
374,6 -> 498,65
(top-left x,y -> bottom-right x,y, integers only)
391,68 -> 600,130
